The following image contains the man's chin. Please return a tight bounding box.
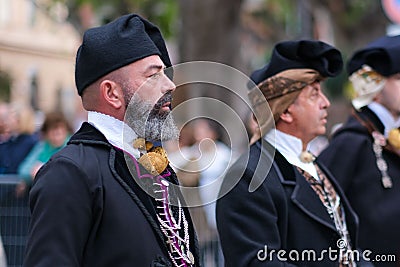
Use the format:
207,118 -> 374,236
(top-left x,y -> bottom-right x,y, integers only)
318,127 -> 326,136
142,113 -> 180,142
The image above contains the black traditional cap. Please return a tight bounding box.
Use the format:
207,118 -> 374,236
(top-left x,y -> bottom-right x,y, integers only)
347,35 -> 400,76
75,14 -> 172,96
250,39 -> 343,85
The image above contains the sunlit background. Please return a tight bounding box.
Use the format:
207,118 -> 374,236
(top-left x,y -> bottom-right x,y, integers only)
1,0 -> 399,133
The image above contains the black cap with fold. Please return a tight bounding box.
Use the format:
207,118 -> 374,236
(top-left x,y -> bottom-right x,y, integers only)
347,35 -> 400,77
250,39 -> 343,86
75,13 -> 172,96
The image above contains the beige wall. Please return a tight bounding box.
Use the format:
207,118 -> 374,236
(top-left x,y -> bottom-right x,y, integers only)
0,0 -> 82,120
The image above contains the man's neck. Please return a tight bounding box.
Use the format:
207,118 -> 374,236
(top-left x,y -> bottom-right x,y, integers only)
275,126 -> 310,150
87,111 -> 141,158
264,129 -> 318,179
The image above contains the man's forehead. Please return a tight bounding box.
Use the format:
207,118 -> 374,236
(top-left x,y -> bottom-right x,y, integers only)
133,55 -> 165,70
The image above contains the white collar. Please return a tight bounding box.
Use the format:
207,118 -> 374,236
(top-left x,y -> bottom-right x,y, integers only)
368,102 -> 400,137
87,111 -> 140,159
264,129 -> 319,180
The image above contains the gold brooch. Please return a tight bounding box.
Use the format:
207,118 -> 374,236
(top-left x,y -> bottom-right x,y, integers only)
132,138 -> 154,151
388,128 -> 400,149
133,138 -> 169,176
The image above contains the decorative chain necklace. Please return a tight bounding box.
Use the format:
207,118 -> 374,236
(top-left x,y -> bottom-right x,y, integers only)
301,165 -> 355,267
372,131 -> 393,188
154,175 -> 194,267
352,109 -> 394,189
133,138 -> 195,266
315,166 -> 355,267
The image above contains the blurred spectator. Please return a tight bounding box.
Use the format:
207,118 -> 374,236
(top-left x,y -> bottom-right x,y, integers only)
192,119 -> 231,230
0,103 -> 39,174
166,121 -> 196,167
195,118 -> 230,267
18,111 -> 72,186
319,35 -> 400,266
170,118 -> 230,267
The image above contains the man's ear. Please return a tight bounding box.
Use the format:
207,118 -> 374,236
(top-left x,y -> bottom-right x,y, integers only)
279,108 -> 293,123
100,80 -> 123,109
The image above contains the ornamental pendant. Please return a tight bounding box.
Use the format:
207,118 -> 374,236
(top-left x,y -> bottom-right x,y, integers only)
299,151 -> 315,163
135,139 -> 169,175
382,176 -> 393,189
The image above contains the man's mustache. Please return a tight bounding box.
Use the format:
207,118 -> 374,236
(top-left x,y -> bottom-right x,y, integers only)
152,92 -> 172,111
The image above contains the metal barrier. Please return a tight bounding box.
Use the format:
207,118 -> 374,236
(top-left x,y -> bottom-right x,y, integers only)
0,175 -> 225,267
0,175 -> 29,267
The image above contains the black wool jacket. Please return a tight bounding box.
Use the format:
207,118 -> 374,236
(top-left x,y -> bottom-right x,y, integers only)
319,106 -> 400,267
217,139 -> 372,267
24,122 -> 200,267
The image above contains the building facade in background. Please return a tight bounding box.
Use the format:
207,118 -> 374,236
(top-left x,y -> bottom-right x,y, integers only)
0,0 -> 82,123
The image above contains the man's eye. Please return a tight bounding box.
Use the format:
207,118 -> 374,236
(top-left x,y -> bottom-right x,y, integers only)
150,71 -> 164,79
311,88 -> 319,97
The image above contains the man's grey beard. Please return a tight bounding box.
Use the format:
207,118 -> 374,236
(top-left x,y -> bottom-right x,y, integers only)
125,95 -> 180,142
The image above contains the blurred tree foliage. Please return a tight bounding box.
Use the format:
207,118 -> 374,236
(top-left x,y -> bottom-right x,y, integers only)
245,0 -> 388,53
48,0 -> 390,59
47,0 -> 392,99
48,0 -> 178,37
244,0 -> 389,98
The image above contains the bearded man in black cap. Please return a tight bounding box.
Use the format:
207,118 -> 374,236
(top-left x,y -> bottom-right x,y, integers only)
216,40 -> 372,266
24,14 -> 199,267
319,35 -> 400,266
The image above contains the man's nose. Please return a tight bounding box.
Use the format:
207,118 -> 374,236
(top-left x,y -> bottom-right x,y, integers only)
320,92 -> 331,108
162,74 -> 176,93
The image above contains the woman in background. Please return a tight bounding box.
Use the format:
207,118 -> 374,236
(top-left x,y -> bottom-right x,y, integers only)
17,112 -> 71,193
